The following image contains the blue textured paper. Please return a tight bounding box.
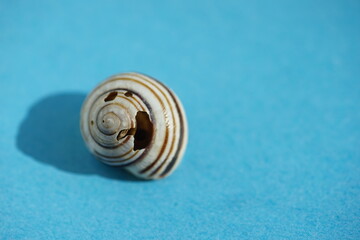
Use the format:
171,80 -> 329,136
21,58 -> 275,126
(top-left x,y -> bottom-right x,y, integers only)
1,0 -> 360,239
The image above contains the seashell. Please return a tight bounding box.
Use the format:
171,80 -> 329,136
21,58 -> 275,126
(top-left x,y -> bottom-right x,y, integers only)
80,72 -> 188,179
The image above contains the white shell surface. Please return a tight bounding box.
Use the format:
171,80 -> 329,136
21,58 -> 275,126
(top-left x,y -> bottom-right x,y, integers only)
80,72 -> 188,179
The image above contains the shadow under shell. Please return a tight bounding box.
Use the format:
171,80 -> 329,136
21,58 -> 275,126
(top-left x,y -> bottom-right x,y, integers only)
16,92 -> 142,181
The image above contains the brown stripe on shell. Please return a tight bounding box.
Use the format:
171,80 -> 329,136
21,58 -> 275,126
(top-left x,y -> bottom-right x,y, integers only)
95,147 -> 139,161
138,127 -> 169,173
121,92 -> 148,113
158,89 -> 185,177
116,95 -> 145,111
126,73 -> 178,176
95,149 -> 139,166
145,80 -> 185,177
94,136 -> 133,160
132,73 -> 183,177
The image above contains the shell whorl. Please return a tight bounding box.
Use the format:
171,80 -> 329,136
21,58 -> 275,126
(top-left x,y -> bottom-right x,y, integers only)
80,72 -> 188,179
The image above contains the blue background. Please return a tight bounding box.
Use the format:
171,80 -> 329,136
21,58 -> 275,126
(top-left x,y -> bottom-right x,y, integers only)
1,0 -> 360,239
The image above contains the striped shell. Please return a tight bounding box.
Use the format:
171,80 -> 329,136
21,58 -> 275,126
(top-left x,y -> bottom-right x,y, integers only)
80,72 -> 188,179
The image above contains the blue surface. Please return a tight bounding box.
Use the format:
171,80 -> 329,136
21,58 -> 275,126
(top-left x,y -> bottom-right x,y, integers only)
1,0 -> 360,239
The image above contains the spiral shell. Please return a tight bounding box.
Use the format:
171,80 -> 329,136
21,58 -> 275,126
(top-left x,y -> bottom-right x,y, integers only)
80,72 -> 188,179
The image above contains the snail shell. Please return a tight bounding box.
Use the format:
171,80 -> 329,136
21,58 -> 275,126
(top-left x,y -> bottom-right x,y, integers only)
80,72 -> 188,179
